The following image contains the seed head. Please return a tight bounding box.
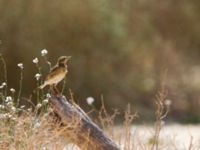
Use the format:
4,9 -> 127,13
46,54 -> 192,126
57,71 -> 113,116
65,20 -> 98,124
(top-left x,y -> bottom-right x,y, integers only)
86,97 -> 94,105
41,49 -> 48,56
5,96 -> 12,102
36,103 -> 42,108
10,88 -> 16,93
43,99 -> 49,104
17,63 -> 24,69
35,73 -> 41,80
164,99 -> 172,106
33,57 -> 39,64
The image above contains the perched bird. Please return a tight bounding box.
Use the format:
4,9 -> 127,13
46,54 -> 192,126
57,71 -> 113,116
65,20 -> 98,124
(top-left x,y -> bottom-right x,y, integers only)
39,56 -> 71,89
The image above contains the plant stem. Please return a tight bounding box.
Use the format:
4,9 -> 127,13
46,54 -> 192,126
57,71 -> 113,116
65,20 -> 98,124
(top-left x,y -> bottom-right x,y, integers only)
0,54 -> 8,96
17,69 -> 23,107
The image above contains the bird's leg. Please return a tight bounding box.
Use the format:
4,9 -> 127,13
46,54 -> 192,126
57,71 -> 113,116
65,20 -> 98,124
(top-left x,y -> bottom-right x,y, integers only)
50,85 -> 54,95
52,84 -> 61,95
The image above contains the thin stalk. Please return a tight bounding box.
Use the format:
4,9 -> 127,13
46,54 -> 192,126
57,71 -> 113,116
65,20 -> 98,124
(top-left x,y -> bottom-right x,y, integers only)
43,55 -> 51,71
36,80 -> 39,104
0,54 -> 8,96
35,63 -> 43,103
17,68 -> 23,107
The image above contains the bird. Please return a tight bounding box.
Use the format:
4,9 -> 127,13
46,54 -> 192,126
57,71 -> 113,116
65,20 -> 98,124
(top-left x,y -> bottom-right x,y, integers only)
39,56 -> 71,90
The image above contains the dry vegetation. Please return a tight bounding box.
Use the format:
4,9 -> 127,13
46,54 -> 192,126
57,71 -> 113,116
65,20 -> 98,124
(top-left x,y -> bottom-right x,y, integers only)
0,53 -> 199,150
1,1 -> 200,149
0,94 -> 199,150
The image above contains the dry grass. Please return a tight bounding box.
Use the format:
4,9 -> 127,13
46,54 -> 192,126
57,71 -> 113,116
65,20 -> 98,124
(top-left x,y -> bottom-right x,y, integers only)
0,53 -> 199,150
0,94 -> 200,150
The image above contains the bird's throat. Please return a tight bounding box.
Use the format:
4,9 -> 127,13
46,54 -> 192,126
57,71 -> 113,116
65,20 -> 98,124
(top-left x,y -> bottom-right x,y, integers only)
58,63 -> 66,67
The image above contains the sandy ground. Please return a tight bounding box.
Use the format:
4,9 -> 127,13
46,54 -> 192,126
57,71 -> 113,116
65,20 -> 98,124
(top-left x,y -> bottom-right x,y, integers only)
159,124 -> 200,149
64,124 -> 200,150
119,124 -> 200,150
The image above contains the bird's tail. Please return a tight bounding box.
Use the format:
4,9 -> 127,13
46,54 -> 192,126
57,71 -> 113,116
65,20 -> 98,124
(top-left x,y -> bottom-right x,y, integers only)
39,83 -> 47,89
29,83 -> 47,100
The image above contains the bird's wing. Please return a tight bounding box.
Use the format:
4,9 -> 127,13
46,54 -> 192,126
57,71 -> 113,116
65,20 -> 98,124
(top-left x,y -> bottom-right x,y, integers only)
46,66 -> 65,80
49,64 -> 58,72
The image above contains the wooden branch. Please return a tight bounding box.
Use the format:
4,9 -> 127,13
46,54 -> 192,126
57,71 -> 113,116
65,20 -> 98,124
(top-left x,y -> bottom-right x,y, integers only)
49,94 -> 120,150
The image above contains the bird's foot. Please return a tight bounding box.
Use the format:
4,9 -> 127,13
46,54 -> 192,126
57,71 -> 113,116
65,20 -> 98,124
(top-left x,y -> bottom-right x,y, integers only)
50,85 -> 61,96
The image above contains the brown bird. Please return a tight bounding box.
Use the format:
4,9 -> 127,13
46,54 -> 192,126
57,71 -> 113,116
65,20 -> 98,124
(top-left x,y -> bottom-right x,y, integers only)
39,56 -> 71,89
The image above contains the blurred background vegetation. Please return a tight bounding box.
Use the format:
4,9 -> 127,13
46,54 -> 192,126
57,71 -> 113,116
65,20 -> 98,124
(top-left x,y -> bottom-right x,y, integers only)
0,0 -> 200,123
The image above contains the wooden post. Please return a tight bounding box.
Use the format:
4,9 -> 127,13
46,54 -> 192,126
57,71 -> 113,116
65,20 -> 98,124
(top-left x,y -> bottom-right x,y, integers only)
49,94 -> 120,150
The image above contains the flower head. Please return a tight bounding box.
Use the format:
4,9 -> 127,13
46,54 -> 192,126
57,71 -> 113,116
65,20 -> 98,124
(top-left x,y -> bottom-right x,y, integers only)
5,96 -> 12,102
5,113 -> 12,118
11,106 -> 16,112
164,99 -> 172,106
20,105 -> 25,109
0,105 -> 5,109
36,103 -> 42,108
10,88 -> 16,93
86,97 -> 94,105
2,82 -> 6,86
27,108 -> 32,112
0,82 -> 6,89
17,63 -> 24,69
7,101 -> 13,106
41,49 -> 48,56
35,73 -> 41,80
34,122 -> 41,128
43,99 -> 49,104
33,57 -> 39,64
46,93 -> 51,98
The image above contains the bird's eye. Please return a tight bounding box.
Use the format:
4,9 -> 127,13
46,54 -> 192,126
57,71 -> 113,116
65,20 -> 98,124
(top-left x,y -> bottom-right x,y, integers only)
59,58 -> 67,63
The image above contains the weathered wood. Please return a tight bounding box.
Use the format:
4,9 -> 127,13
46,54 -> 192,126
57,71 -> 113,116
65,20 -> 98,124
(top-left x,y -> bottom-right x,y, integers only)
49,94 -> 120,150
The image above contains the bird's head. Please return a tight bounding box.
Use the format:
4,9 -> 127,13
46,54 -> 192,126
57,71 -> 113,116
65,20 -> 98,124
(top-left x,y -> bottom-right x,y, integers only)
58,56 -> 71,66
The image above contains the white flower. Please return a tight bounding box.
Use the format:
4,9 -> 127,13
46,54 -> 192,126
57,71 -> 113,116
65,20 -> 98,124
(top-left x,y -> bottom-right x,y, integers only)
34,122 -> 40,128
0,82 -> 6,89
11,117 -> 17,121
7,101 -> 13,106
43,99 -> 48,104
17,63 -> 24,69
5,113 -> 12,118
46,93 -> 51,98
35,73 -> 41,80
36,103 -> 42,108
33,57 -> 39,64
2,82 -> 6,86
20,105 -> 25,109
5,96 -> 12,102
0,114 -> 6,119
41,49 -> 48,56
86,97 -> 94,105
164,99 -> 172,106
42,147 -> 47,150
10,88 -> 16,93
11,106 -> 16,112
27,108 -> 32,112
0,105 -> 5,109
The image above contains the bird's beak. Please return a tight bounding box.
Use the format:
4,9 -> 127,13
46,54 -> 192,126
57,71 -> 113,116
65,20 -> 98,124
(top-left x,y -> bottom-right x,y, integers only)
65,56 -> 71,63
